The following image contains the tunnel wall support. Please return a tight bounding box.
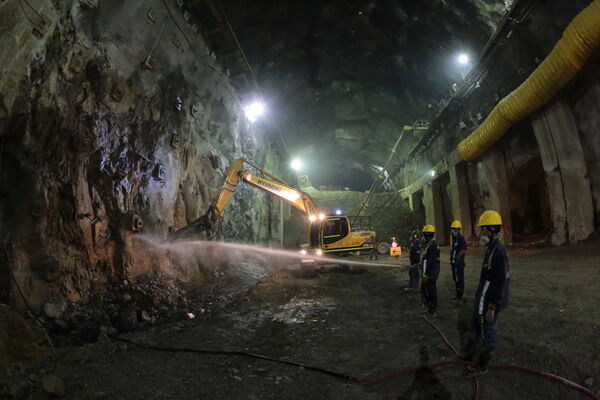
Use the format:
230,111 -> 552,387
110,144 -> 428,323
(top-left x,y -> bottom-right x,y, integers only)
408,191 -> 419,212
531,100 -> 594,244
476,149 -> 513,244
449,163 -> 473,240
424,180 -> 448,245
569,70 -> 600,231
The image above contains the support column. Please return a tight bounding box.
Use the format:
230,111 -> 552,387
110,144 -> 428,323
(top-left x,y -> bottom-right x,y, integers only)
279,200 -> 284,248
477,149 -> 513,244
449,163 -> 473,240
408,191 -> 418,211
424,180 -> 447,245
531,100 -> 594,244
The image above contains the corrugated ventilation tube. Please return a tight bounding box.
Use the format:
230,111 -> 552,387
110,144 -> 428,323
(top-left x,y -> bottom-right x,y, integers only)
457,0 -> 600,161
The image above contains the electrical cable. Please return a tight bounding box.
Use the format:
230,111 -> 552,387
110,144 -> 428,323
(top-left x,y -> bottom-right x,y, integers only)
16,0 -> 41,29
22,0 -> 47,23
105,333 -> 359,382
216,1 -> 290,155
3,245 -> 52,346
160,0 -> 246,114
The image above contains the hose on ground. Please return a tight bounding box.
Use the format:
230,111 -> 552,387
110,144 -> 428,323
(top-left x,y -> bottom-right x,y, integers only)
106,333 -> 359,382
421,313 -> 598,400
107,328 -> 598,399
421,313 -> 480,400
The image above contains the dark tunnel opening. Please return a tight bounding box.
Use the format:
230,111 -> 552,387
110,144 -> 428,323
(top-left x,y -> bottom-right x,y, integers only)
509,157 -> 552,243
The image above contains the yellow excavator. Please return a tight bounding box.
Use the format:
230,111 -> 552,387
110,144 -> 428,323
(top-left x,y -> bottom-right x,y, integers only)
168,158 -> 376,256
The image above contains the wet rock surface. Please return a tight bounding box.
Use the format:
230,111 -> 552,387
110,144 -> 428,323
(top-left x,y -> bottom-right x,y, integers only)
0,0 -> 285,309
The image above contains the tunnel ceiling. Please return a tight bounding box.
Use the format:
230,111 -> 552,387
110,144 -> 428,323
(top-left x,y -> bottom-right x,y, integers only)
191,0 -> 504,189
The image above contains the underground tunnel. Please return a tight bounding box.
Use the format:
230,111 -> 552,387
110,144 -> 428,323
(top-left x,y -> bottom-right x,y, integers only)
0,0 -> 599,399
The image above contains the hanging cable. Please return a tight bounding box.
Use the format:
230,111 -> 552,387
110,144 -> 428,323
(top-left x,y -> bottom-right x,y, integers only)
216,1 -> 290,155
160,0 -> 246,114
2,243 -> 52,346
353,130 -> 405,224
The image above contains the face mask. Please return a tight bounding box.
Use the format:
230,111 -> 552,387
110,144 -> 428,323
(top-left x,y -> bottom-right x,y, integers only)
478,233 -> 490,246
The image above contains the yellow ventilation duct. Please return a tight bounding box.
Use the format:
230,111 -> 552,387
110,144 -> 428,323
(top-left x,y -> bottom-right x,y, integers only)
458,0 -> 600,161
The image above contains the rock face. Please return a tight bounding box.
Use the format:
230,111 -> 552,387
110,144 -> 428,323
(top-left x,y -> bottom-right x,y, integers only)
208,0 -> 504,188
0,1 -> 285,308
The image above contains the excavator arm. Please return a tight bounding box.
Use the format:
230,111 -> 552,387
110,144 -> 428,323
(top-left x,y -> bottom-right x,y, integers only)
168,158 -> 319,241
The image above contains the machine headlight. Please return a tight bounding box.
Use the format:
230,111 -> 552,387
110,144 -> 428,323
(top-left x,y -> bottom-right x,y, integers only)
299,249 -> 307,255
316,249 -> 323,256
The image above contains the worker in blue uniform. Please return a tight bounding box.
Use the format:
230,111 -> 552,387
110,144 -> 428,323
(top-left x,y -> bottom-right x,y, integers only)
450,220 -> 468,301
420,224 -> 440,316
405,229 -> 421,291
460,210 -> 510,378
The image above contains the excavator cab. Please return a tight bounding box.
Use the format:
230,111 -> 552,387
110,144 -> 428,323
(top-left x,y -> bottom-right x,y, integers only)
307,216 -> 374,255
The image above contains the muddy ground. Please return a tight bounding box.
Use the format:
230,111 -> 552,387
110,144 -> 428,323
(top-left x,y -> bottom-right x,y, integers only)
3,241 -> 600,399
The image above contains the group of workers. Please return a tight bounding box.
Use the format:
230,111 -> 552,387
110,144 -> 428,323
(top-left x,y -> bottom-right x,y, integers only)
403,210 -> 511,378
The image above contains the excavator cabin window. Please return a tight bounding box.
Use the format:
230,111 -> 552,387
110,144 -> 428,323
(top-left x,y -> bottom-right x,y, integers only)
322,217 -> 349,245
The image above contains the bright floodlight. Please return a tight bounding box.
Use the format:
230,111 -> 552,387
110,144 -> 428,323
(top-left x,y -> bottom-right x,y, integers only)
244,100 -> 265,123
335,209 -> 342,215
291,158 -> 303,170
430,170 -> 436,177
457,54 -> 470,65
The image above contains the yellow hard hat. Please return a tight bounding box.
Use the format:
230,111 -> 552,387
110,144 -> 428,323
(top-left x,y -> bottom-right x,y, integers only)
450,220 -> 462,229
477,210 -> 502,226
422,224 -> 435,233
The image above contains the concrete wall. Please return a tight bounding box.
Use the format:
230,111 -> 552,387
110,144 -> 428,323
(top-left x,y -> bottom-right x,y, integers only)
394,3 -> 600,247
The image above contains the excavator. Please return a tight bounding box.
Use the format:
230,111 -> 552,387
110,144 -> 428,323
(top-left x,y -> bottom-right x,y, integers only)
168,158 -> 376,257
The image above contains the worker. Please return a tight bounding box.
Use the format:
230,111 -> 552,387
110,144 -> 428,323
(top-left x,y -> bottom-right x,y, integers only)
405,229 -> 421,291
391,236 -> 400,259
450,220 -> 468,301
369,235 -> 379,260
460,210 -> 510,378
420,225 -> 440,316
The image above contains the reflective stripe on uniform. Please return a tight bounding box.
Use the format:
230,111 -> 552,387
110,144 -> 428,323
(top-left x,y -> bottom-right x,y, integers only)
423,260 -> 427,275
478,280 -> 490,314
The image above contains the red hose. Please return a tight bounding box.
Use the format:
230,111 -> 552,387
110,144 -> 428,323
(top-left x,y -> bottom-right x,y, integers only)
422,313 -> 481,400
358,360 -> 473,383
490,364 -> 598,399
416,312 -> 596,399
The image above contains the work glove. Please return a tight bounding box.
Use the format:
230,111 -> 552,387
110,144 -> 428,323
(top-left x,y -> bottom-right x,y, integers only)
485,308 -> 495,323
421,274 -> 429,284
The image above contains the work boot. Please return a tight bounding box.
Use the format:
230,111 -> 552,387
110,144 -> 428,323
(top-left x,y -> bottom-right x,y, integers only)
458,340 -> 476,362
465,365 -> 488,378
466,349 -> 493,377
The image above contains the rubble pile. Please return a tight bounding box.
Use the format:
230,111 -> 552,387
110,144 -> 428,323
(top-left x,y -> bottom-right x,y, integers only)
37,274 -> 224,346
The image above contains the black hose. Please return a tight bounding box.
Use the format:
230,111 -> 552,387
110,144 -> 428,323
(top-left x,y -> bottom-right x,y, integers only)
106,333 -> 359,382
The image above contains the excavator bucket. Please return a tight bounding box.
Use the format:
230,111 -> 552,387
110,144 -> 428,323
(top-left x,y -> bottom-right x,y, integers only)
166,212 -> 214,242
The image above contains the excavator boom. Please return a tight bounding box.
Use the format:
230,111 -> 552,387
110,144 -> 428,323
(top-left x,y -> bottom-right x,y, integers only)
168,158 -> 318,240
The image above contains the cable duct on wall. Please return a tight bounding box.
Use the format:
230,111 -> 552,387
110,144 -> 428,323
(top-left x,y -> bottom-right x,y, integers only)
457,0 -> 600,161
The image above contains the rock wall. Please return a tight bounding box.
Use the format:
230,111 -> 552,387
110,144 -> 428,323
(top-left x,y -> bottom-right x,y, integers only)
0,0 -> 285,308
